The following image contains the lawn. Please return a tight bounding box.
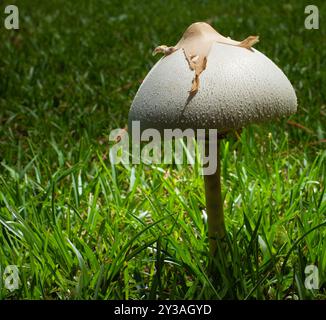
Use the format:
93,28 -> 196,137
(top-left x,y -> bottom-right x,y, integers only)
0,0 -> 325,299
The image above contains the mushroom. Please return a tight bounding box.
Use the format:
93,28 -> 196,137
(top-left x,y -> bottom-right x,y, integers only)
128,22 -> 297,258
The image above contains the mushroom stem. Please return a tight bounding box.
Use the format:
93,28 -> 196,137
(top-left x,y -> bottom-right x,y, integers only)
204,139 -> 226,256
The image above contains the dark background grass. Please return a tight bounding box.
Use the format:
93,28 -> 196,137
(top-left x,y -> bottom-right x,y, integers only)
0,0 -> 325,167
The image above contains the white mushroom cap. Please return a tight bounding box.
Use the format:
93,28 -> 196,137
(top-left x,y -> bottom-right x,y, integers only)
128,23 -> 297,134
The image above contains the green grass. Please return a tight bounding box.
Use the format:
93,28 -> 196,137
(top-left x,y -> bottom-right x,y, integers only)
0,0 -> 325,299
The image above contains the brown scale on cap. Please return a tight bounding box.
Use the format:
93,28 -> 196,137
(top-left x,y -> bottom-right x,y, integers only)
153,22 -> 259,95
